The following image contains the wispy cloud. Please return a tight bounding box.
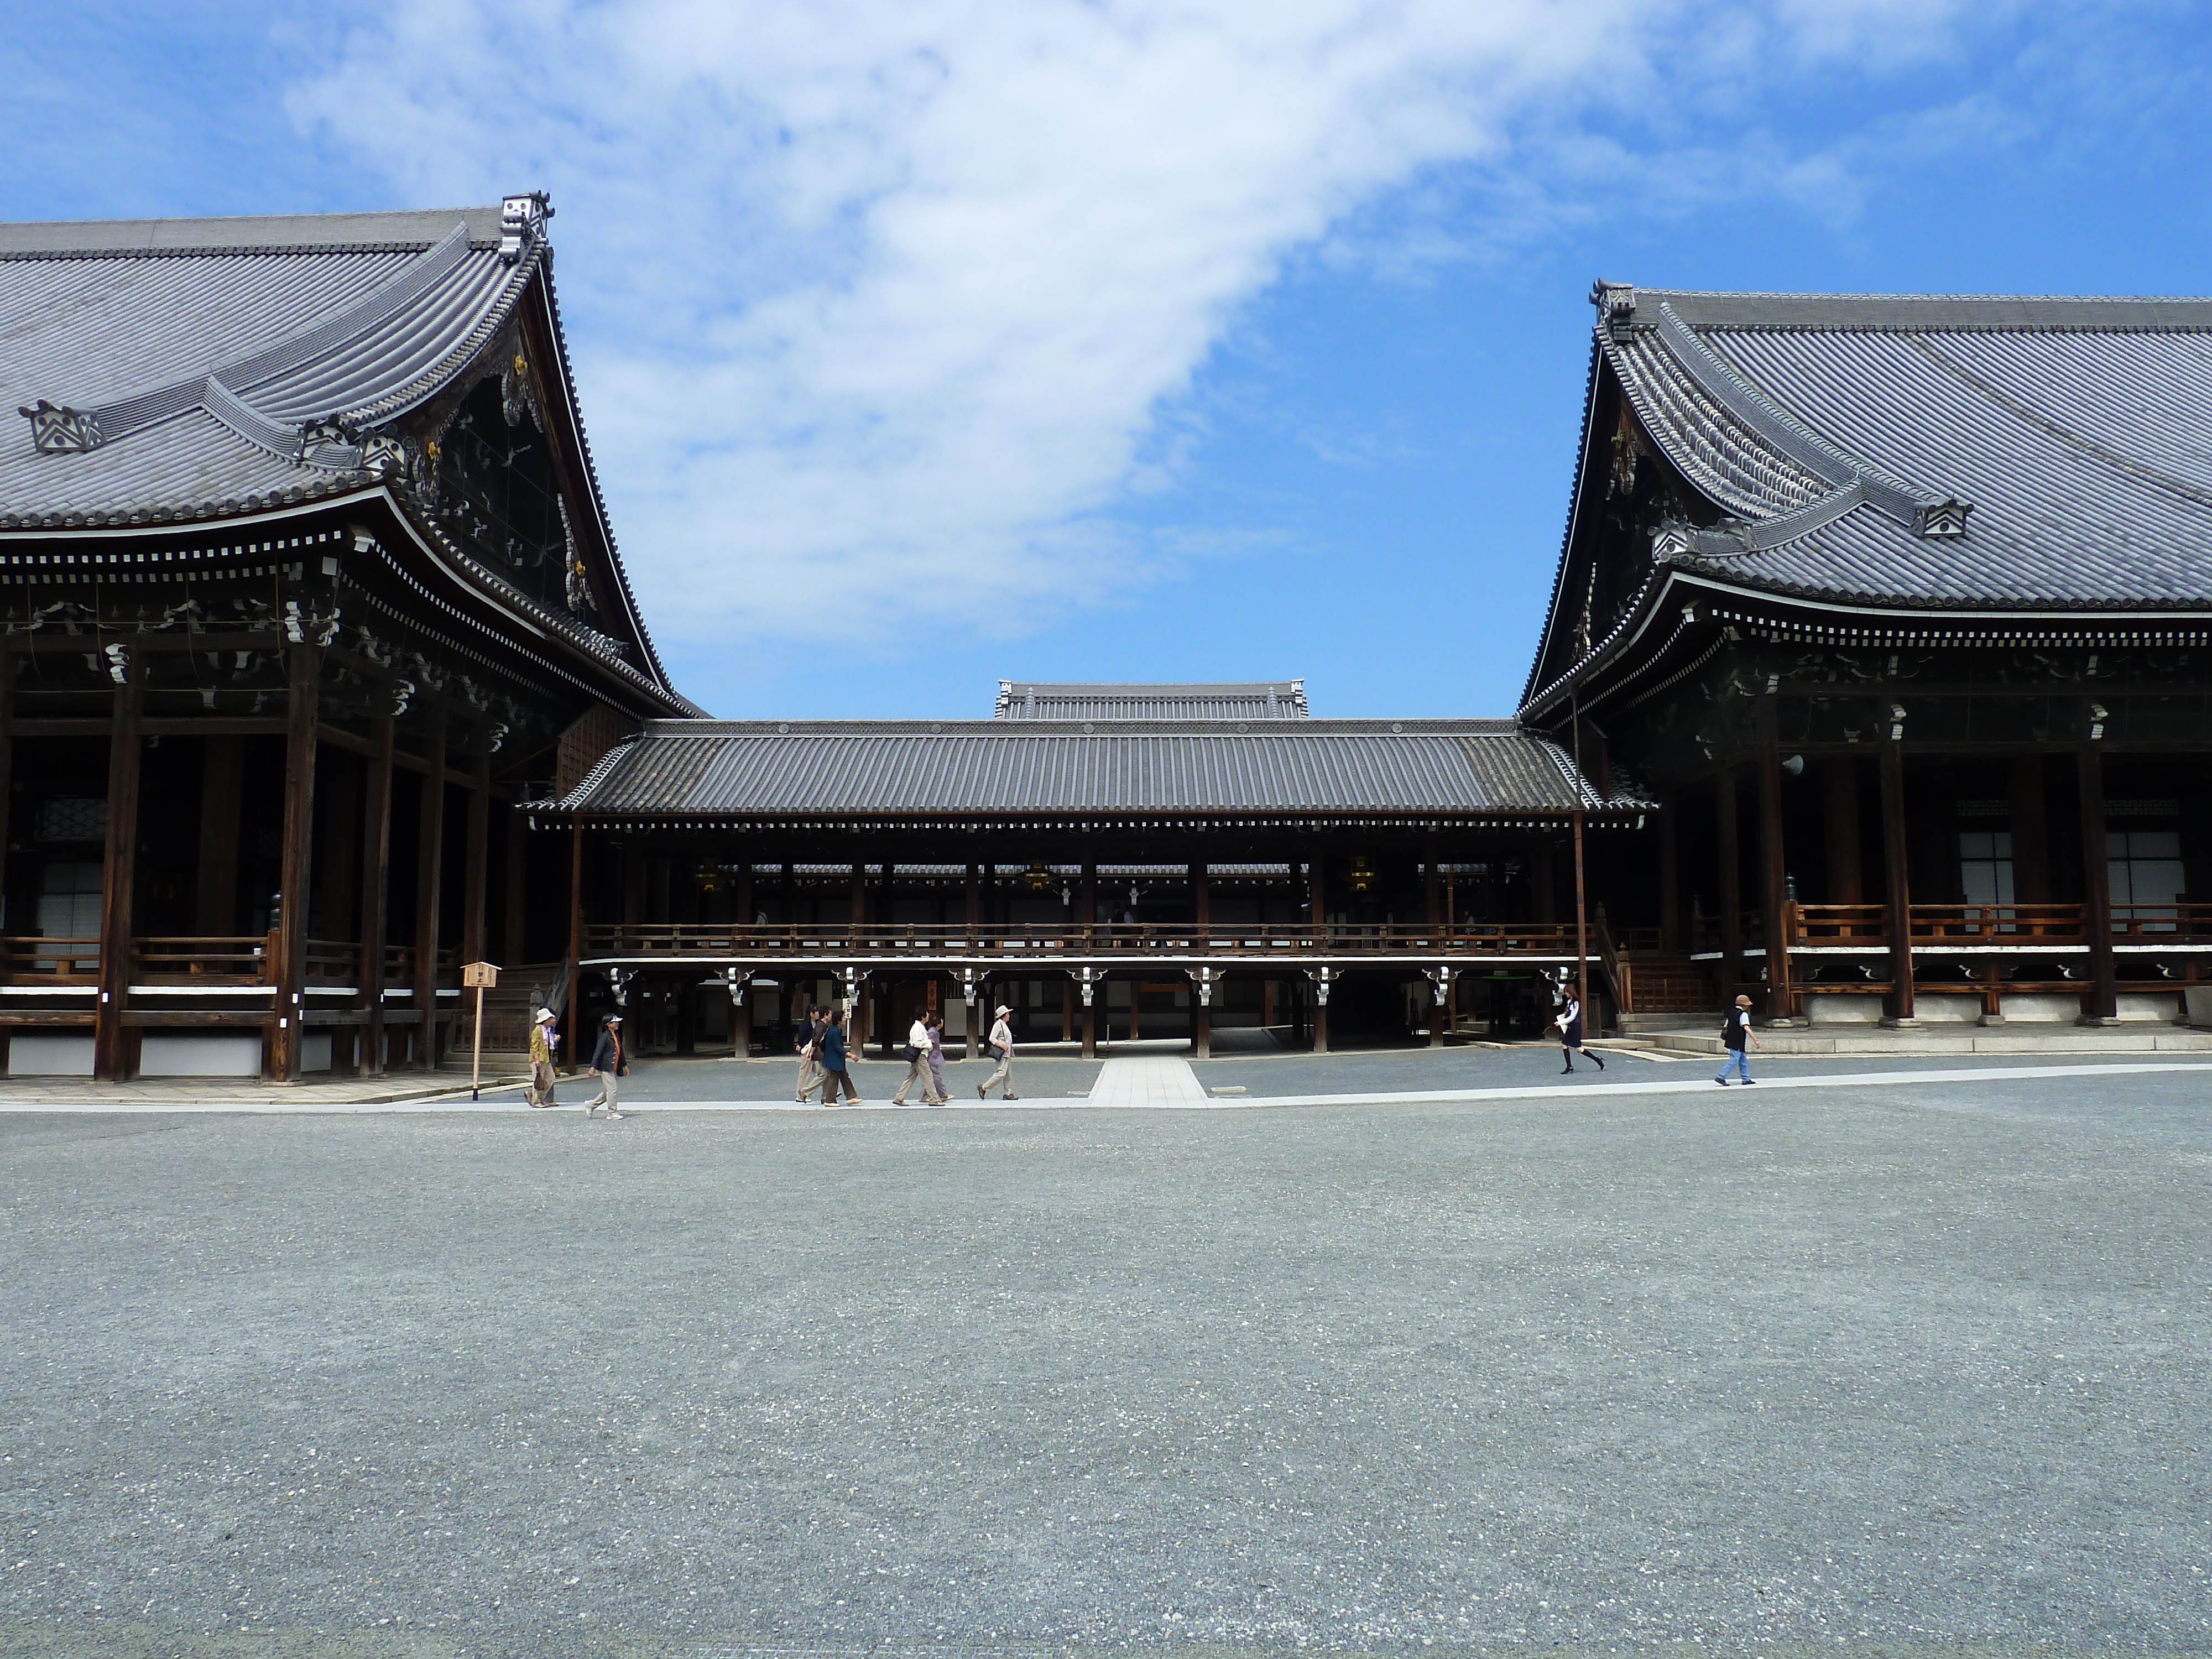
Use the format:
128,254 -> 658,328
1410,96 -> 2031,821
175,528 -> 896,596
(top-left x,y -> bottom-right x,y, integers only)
285,0 -> 1990,662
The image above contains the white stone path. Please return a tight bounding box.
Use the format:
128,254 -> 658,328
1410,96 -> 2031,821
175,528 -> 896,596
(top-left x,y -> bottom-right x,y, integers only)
1084,1054 -> 1208,1107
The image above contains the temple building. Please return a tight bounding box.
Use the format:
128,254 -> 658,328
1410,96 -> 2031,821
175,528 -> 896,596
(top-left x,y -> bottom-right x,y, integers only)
1522,284 -> 2212,1029
0,199 -> 695,1080
4,199 -> 2210,1077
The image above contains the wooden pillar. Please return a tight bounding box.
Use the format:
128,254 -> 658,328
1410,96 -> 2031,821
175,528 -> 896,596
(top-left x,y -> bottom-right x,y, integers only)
2010,754 -> 2051,903
0,641 -> 11,928
1128,979 -> 1141,1042
1193,974 -> 1211,1060
1657,799 -> 1681,953
1823,758 -> 1863,904
1262,978 -> 1276,1033
359,719 -> 394,1076
850,863 -> 866,940
413,716 -> 447,1070
1310,856 -> 1327,929
502,805 -> 526,967
93,655 -> 143,1082
2079,747 -> 2119,1023
1422,847 -> 1441,935
1061,978 -> 1073,1042
1717,767 -> 1743,1003
565,818 -> 584,1071
462,747 -> 490,969
1081,989 -> 1095,1058
270,644 -> 321,1081
1879,740 -> 1915,1025
1081,861 -> 1097,936
1529,841 -> 1556,924
1192,861 -> 1210,932
1311,973 -> 1330,1055
1756,703 -> 1791,1022
731,980 -> 753,1058
195,736 -> 244,934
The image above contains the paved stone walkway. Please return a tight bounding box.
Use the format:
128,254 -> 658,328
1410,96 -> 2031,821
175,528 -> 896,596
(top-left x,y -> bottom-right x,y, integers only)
1085,1053 -> 1208,1106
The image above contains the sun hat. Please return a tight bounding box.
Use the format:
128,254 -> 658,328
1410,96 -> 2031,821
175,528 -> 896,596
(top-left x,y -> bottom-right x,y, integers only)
535,1007 -> 556,1022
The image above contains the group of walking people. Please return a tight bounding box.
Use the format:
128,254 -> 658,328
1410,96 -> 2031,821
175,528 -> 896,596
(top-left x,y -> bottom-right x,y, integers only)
791,1002 -> 1020,1105
522,1006 -> 631,1117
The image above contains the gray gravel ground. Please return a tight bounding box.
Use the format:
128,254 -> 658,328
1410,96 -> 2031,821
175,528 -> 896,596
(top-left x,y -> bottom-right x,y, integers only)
4,1067 -> 2211,1658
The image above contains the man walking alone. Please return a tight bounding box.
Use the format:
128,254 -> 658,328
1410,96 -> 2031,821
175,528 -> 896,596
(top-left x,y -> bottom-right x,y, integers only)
1715,993 -> 1759,1086
978,1003 -> 1018,1100
587,1013 -> 628,1119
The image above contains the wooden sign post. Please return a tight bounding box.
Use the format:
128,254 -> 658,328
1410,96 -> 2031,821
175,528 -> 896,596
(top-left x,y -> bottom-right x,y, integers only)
462,961 -> 499,1100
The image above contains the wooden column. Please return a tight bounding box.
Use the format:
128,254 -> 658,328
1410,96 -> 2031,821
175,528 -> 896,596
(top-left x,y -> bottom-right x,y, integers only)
1879,740 -> 1915,1024
1192,861 -> 1210,931
1311,972 -> 1329,1055
849,863 -> 866,941
1530,841 -> 1556,924
2010,754 -> 2051,902
93,656 -> 144,1082
2078,747 -> 2119,1023
0,644 -> 11,943
1657,799 -> 1681,953
1193,974 -> 1211,1060
731,978 -> 752,1058
1756,704 -> 1791,1022
1422,848 -> 1441,935
1717,767 -> 1743,1002
462,747 -> 490,969
413,716 -> 448,1069
1823,758 -> 1863,904
565,819 -> 584,1071
502,806 -> 527,966
1060,978 -> 1073,1042
270,645 -> 321,1082
195,737 -> 244,934
359,719 -> 394,1076
1309,857 -> 1327,930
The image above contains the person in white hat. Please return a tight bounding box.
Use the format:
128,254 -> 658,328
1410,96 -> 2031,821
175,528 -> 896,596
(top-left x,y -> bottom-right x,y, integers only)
978,1003 -> 1018,1099
526,1007 -> 559,1107
586,1013 -> 628,1119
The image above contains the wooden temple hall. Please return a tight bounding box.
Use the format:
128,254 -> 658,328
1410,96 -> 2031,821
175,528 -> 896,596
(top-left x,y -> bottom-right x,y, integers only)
0,199 -> 698,1079
7,195 -> 2212,1078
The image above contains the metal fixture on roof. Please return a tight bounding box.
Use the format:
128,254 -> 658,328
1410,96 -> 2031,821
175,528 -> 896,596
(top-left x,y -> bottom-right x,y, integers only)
499,192 -> 553,263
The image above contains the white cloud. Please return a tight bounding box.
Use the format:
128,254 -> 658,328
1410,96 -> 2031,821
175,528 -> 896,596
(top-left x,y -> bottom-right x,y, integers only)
286,0 -> 1976,659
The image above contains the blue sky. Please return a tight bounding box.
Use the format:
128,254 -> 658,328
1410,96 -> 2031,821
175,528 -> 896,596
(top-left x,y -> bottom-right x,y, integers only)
7,3 -> 2209,719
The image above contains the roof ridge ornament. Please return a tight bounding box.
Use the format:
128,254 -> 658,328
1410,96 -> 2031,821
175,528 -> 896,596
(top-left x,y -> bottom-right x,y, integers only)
1591,280 -> 1636,341
499,192 -> 552,263
19,400 -> 101,453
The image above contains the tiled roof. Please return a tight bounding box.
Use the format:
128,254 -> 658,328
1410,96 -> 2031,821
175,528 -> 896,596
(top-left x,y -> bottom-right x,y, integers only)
994,680 -> 1310,719
1595,285 -> 2212,608
0,200 -> 692,712
555,719 -> 1639,818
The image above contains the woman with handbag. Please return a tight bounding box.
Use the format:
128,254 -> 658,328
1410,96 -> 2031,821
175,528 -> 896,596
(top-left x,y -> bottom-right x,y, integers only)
891,1011 -> 943,1105
794,1005 -> 822,1103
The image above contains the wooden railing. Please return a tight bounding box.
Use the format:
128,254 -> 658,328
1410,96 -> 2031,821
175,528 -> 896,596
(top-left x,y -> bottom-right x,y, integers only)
585,921 -> 1589,959
0,935 -> 101,983
0,935 -> 463,989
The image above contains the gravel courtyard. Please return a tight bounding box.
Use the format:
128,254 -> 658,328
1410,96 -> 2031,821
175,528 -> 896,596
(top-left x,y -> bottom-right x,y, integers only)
4,1064 -> 2210,1658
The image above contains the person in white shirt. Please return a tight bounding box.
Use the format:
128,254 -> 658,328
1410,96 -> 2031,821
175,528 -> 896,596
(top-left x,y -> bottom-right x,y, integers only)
978,1003 -> 1018,1099
892,1012 -> 945,1104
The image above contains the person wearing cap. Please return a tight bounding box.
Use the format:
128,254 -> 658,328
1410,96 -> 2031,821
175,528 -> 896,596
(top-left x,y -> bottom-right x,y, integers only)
526,1008 -> 559,1108
587,1013 -> 629,1119
1715,993 -> 1759,1086
978,1003 -> 1018,1099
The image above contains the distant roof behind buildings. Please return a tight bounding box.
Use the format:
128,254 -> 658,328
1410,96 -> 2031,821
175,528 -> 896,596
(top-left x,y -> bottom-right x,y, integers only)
995,681 -> 1309,721
554,715 -> 1637,823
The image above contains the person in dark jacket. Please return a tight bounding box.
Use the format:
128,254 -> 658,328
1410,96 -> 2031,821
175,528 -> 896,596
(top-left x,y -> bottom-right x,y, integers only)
1715,993 -> 1759,1085
587,1013 -> 628,1119
816,1007 -> 862,1106
1556,989 -> 1605,1074
794,1006 -> 823,1102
